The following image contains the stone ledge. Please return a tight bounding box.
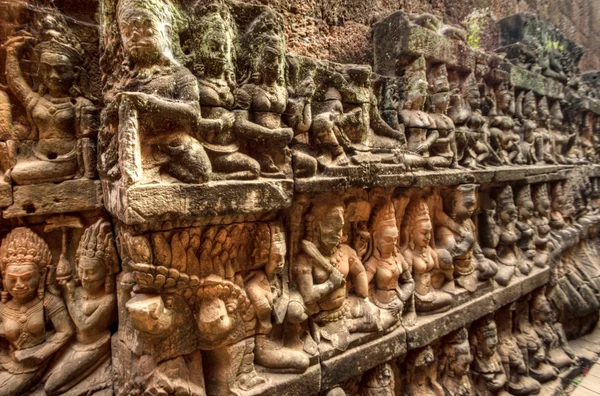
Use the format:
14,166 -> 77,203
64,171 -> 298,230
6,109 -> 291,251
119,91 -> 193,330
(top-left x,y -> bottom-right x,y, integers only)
2,179 -> 103,218
102,179 -> 294,227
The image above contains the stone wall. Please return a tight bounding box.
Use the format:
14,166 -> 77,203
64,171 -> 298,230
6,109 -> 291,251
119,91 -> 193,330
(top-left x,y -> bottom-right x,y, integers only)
1,1 -> 600,396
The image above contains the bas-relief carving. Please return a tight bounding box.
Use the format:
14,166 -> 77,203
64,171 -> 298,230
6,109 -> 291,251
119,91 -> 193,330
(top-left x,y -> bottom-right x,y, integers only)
2,10 -> 99,187
0,218 -> 118,396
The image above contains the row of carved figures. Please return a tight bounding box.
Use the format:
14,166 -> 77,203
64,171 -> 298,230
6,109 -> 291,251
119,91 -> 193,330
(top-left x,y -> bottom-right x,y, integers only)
0,219 -> 118,396
0,201 -> 597,395
1,0 -> 600,191
107,176 -> 600,394
329,292 -> 597,396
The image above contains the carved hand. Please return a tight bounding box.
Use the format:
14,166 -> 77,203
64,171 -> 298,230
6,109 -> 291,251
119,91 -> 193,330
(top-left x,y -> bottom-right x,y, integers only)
220,112 -> 236,130
14,349 -> 43,365
329,268 -> 345,289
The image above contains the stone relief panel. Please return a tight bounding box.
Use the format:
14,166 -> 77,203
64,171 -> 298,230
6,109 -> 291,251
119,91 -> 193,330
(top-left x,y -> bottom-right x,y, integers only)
0,215 -> 118,396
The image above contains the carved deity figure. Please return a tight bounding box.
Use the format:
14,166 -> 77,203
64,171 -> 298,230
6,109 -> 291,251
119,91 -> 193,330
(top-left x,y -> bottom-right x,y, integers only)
310,87 -> 352,168
496,305 -> 541,396
365,201 -> 415,329
245,223 -> 310,372
400,66 -> 444,170
439,328 -> 474,396
191,6 -> 260,180
493,186 -> 521,286
292,199 -> 380,351
514,300 -> 559,385
459,75 -> 491,168
489,83 -> 524,165
515,185 -> 536,275
470,316 -> 509,396
530,291 -> 577,372
404,346 -> 444,396
534,96 -> 556,164
0,228 -> 74,396
550,101 -> 577,164
518,91 -> 544,165
106,0 -> 213,185
530,184 -> 553,268
427,64 -> 460,168
401,197 -> 453,313
237,12 -> 294,178
358,363 -> 395,396
4,16 -> 98,185
433,185 -> 497,292
337,65 -> 407,156
44,219 -> 119,395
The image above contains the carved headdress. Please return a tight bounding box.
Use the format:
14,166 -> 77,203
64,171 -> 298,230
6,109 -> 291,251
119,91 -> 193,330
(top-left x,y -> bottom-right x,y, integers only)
495,186 -> 516,213
117,0 -> 175,26
0,227 -> 52,300
522,91 -> 537,119
516,184 -> 533,207
402,197 -> 431,250
75,219 -> 120,292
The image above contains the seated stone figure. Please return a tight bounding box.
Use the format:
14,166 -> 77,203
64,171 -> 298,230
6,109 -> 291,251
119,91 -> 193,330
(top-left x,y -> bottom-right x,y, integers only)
4,18 -> 98,185
191,6 -> 260,180
236,13 -> 294,178
493,187 -> 521,286
44,219 -> 119,395
103,0 -> 217,185
531,184 -> 553,268
365,200 -> 415,329
433,185 -> 497,292
0,228 -> 74,396
290,199 -> 381,351
439,328 -> 474,396
470,316 -> 510,396
496,305 -> 541,396
401,197 -> 453,313
515,185 -> 536,275
488,83 -> 524,165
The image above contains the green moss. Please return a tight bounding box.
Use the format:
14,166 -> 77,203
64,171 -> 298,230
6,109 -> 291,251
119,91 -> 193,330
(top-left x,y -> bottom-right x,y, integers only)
463,8 -> 494,50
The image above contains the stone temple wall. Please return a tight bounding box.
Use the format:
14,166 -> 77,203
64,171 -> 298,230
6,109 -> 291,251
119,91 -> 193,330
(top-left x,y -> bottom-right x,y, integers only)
1,1 -> 600,395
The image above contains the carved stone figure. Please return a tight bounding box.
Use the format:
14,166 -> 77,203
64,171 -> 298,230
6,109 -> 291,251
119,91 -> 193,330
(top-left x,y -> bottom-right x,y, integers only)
237,12 -> 294,178
404,346 -> 444,396
531,184 -> 553,268
401,197 -> 453,313
0,227 -> 74,396
427,64 -> 460,169
496,305 -> 541,396
530,290 -> 577,372
515,185 -> 536,275
433,185 -> 497,292
191,5 -> 260,180
358,363 -> 395,396
517,91 -> 544,165
105,0 -> 212,185
44,219 -> 119,395
493,186 -> 521,286
470,316 -> 509,396
488,82 -> 524,165
4,17 -> 98,185
439,328 -> 474,396
292,199 -> 380,351
514,299 -> 559,385
460,74 -> 491,168
365,200 -> 415,329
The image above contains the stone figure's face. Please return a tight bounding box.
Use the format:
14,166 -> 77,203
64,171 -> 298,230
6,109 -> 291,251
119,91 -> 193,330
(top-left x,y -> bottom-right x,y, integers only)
454,190 -> 477,220
499,204 -> 517,225
499,90 -> 514,113
4,263 -> 40,304
412,220 -> 432,248
203,34 -> 230,72
318,208 -> 344,252
78,257 -> 106,292
432,92 -> 449,112
40,52 -> 76,96
467,88 -> 480,110
481,332 -> 498,356
519,196 -> 534,219
376,226 -> 398,256
262,42 -> 283,77
452,351 -> 473,376
119,10 -> 169,64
